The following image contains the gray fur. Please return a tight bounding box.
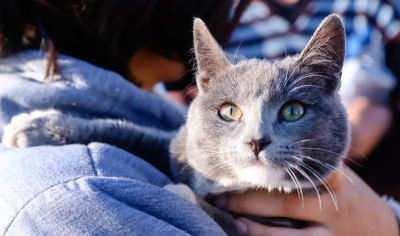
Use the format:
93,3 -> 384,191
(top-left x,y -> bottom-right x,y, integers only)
171,15 -> 350,197
2,15 -> 350,234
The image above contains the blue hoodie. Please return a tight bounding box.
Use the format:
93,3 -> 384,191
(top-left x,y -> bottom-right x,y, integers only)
0,50 -> 226,236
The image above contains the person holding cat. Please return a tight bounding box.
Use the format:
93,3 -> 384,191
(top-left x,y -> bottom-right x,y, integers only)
219,164 -> 400,235
0,1 -> 399,236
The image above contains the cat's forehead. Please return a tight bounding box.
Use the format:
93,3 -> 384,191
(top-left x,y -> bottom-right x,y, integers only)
214,56 -> 300,102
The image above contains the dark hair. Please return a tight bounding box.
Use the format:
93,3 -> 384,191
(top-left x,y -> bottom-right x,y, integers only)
0,0 -> 249,83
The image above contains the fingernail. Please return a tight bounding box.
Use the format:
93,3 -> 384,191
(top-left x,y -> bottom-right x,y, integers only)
214,194 -> 226,209
236,220 -> 248,235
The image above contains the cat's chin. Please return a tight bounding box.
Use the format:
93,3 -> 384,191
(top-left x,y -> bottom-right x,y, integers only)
235,165 -> 294,192
195,165 -> 297,196
191,163 -> 326,197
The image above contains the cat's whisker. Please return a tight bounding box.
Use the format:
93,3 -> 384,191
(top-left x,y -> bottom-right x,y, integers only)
290,168 -> 304,207
227,74 -> 239,90
280,38 -> 292,88
183,145 -> 223,156
344,157 -> 364,167
284,61 -> 311,89
285,168 -> 299,195
281,37 -> 288,57
286,161 -> 322,211
223,78 -> 238,93
285,167 -> 304,209
198,160 -> 230,179
298,155 -> 354,185
288,74 -> 335,90
284,63 -> 302,89
290,168 -> 304,209
297,154 -> 358,198
180,164 -> 192,173
287,73 -> 315,88
233,40 -> 243,63
283,66 -> 290,91
283,40 -> 319,90
196,150 -> 220,154
229,63 -> 240,91
185,147 -> 220,154
196,162 -> 230,187
297,160 -> 339,212
192,154 -> 220,162
180,79 -> 197,95
194,150 -> 221,155
178,68 -> 196,81
285,64 -> 304,90
180,146 -> 224,173
287,84 -> 330,93
299,147 -> 342,156
300,147 -> 363,168
183,87 -> 199,98
300,147 -> 342,156
289,139 -> 315,146
349,146 -> 368,160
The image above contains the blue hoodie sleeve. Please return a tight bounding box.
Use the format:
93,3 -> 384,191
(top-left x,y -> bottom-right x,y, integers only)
0,143 -> 226,236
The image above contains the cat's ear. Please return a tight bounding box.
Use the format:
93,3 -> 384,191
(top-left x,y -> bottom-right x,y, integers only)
193,18 -> 231,94
297,14 -> 345,92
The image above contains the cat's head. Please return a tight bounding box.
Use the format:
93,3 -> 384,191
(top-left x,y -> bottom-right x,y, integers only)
180,15 -> 350,194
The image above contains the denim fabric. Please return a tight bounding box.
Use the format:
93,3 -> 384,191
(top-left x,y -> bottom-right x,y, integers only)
0,51 -> 225,235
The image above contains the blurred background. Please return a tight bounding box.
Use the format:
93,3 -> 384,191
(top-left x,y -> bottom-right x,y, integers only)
166,0 -> 400,200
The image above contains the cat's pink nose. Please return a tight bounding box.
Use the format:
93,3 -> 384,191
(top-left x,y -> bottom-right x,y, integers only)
246,138 -> 271,157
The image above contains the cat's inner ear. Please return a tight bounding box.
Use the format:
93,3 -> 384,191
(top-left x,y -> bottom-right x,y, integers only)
297,14 -> 345,92
193,18 -> 231,94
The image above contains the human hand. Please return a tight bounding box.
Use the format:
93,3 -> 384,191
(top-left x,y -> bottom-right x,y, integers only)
216,165 -> 399,236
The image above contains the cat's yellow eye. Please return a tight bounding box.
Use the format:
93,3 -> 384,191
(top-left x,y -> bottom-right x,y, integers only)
219,104 -> 242,122
282,101 -> 305,122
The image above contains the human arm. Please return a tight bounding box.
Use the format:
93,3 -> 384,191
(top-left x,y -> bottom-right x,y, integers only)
219,165 -> 400,236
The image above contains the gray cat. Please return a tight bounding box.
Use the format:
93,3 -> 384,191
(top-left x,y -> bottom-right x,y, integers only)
2,15 -> 350,235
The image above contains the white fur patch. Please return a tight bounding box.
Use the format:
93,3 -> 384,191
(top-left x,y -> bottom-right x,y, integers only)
163,184 -> 198,205
238,165 -> 280,186
236,165 -> 297,193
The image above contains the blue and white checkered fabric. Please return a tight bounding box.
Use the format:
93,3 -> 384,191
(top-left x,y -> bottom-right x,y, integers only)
227,0 -> 400,104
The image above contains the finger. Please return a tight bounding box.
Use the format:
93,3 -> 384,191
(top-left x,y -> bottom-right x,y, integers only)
236,217 -> 331,236
225,190 -> 338,222
223,164 -> 348,221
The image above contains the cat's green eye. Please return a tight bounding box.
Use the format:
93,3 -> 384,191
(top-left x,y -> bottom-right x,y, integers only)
281,102 -> 305,122
219,104 -> 242,122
